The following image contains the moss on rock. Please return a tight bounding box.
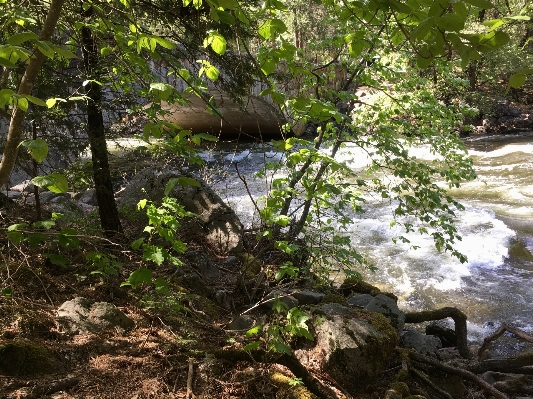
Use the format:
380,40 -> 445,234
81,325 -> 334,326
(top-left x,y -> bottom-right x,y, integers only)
320,294 -> 347,306
0,340 -> 63,376
238,253 -> 262,278
270,371 -> 317,399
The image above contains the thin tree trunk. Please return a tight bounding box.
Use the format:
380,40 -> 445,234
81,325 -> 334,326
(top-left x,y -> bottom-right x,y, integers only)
81,16 -> 123,236
0,0 -> 66,187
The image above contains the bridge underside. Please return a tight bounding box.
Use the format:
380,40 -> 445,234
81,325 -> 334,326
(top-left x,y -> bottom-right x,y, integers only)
161,90 -> 288,140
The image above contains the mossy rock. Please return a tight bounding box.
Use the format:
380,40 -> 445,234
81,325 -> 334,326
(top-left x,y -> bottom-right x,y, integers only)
189,295 -> 221,318
0,340 -> 63,376
509,241 -> 533,262
270,371 -> 317,399
238,253 -> 262,278
390,381 -> 410,397
339,278 -> 397,301
320,294 -> 347,306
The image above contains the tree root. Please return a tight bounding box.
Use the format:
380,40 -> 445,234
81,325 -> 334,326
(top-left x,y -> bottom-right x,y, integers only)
405,307 -> 470,358
477,323 -> 533,360
466,353 -> 533,375
210,349 -> 340,399
407,350 -> 509,399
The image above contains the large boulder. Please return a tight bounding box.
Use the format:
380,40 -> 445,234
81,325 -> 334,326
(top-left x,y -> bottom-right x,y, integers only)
348,293 -> 406,333
56,297 -> 134,334
0,341 -> 64,376
295,303 -> 397,393
117,166 -> 243,254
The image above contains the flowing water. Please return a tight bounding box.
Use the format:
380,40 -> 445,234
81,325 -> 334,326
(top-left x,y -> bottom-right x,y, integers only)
204,132 -> 533,348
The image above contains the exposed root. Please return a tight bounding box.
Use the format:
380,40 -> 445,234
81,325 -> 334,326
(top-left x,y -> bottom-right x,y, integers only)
405,307 -> 470,358
477,323 -> 533,360
210,349 -> 341,399
407,350 -> 509,399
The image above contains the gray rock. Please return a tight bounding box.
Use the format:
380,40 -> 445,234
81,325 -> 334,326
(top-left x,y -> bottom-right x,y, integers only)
295,303 -> 397,393
184,250 -> 220,278
56,297 -> 134,334
400,328 -> 442,356
78,188 -> 98,206
10,180 -> 34,193
118,167 -> 243,254
178,273 -> 212,297
38,191 -> 59,203
227,315 -> 255,331
347,293 -> 374,308
290,290 -> 324,305
426,320 -> 457,348
365,294 -> 405,331
262,290 -> 298,310
223,256 -> 239,265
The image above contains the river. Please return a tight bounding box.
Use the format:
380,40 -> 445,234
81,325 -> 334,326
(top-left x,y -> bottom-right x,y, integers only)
204,131 -> 533,350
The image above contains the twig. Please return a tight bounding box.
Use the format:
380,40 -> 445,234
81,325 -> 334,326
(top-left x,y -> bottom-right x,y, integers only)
410,367 -> 453,399
478,323 -> 533,360
186,357 -> 195,399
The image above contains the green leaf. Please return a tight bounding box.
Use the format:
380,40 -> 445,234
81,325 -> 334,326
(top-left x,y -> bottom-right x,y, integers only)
0,57 -> 16,68
508,74 -> 527,89
243,341 -> 262,351
7,231 -> 25,245
246,325 -> 262,337
15,96 -> 28,112
217,10 -> 236,24
482,19 -> 505,30
149,82 -> 174,101
23,95 -> 46,107
164,177 -> 201,196
154,37 -> 176,49
463,0 -> 494,9
31,173 -> 68,193
58,228 -> 79,248
19,139 -> 48,162
205,65 -> 219,81
411,17 -> 436,41
504,15 -> 530,21
235,9 -> 250,24
52,45 -> 78,59
121,267 -> 153,288
138,199 -> 148,209
260,59 -> 276,75
481,31 -> 510,50
0,89 -> 14,108
131,237 -> 145,250
7,31 -> 38,45
46,253 -> 69,266
28,232 -> 47,247
36,41 -> 55,59
143,245 -> 166,265
437,14 -> 465,32
258,19 -> 287,40
217,0 -> 238,9
416,54 -> 432,69
204,31 -> 227,55
273,341 -> 292,355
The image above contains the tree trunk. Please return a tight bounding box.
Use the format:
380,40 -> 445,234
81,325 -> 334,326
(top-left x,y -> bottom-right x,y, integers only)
81,18 -> 123,236
0,0 -> 66,187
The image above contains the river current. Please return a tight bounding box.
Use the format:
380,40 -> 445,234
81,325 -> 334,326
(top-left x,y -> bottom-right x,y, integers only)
202,132 -> 533,347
